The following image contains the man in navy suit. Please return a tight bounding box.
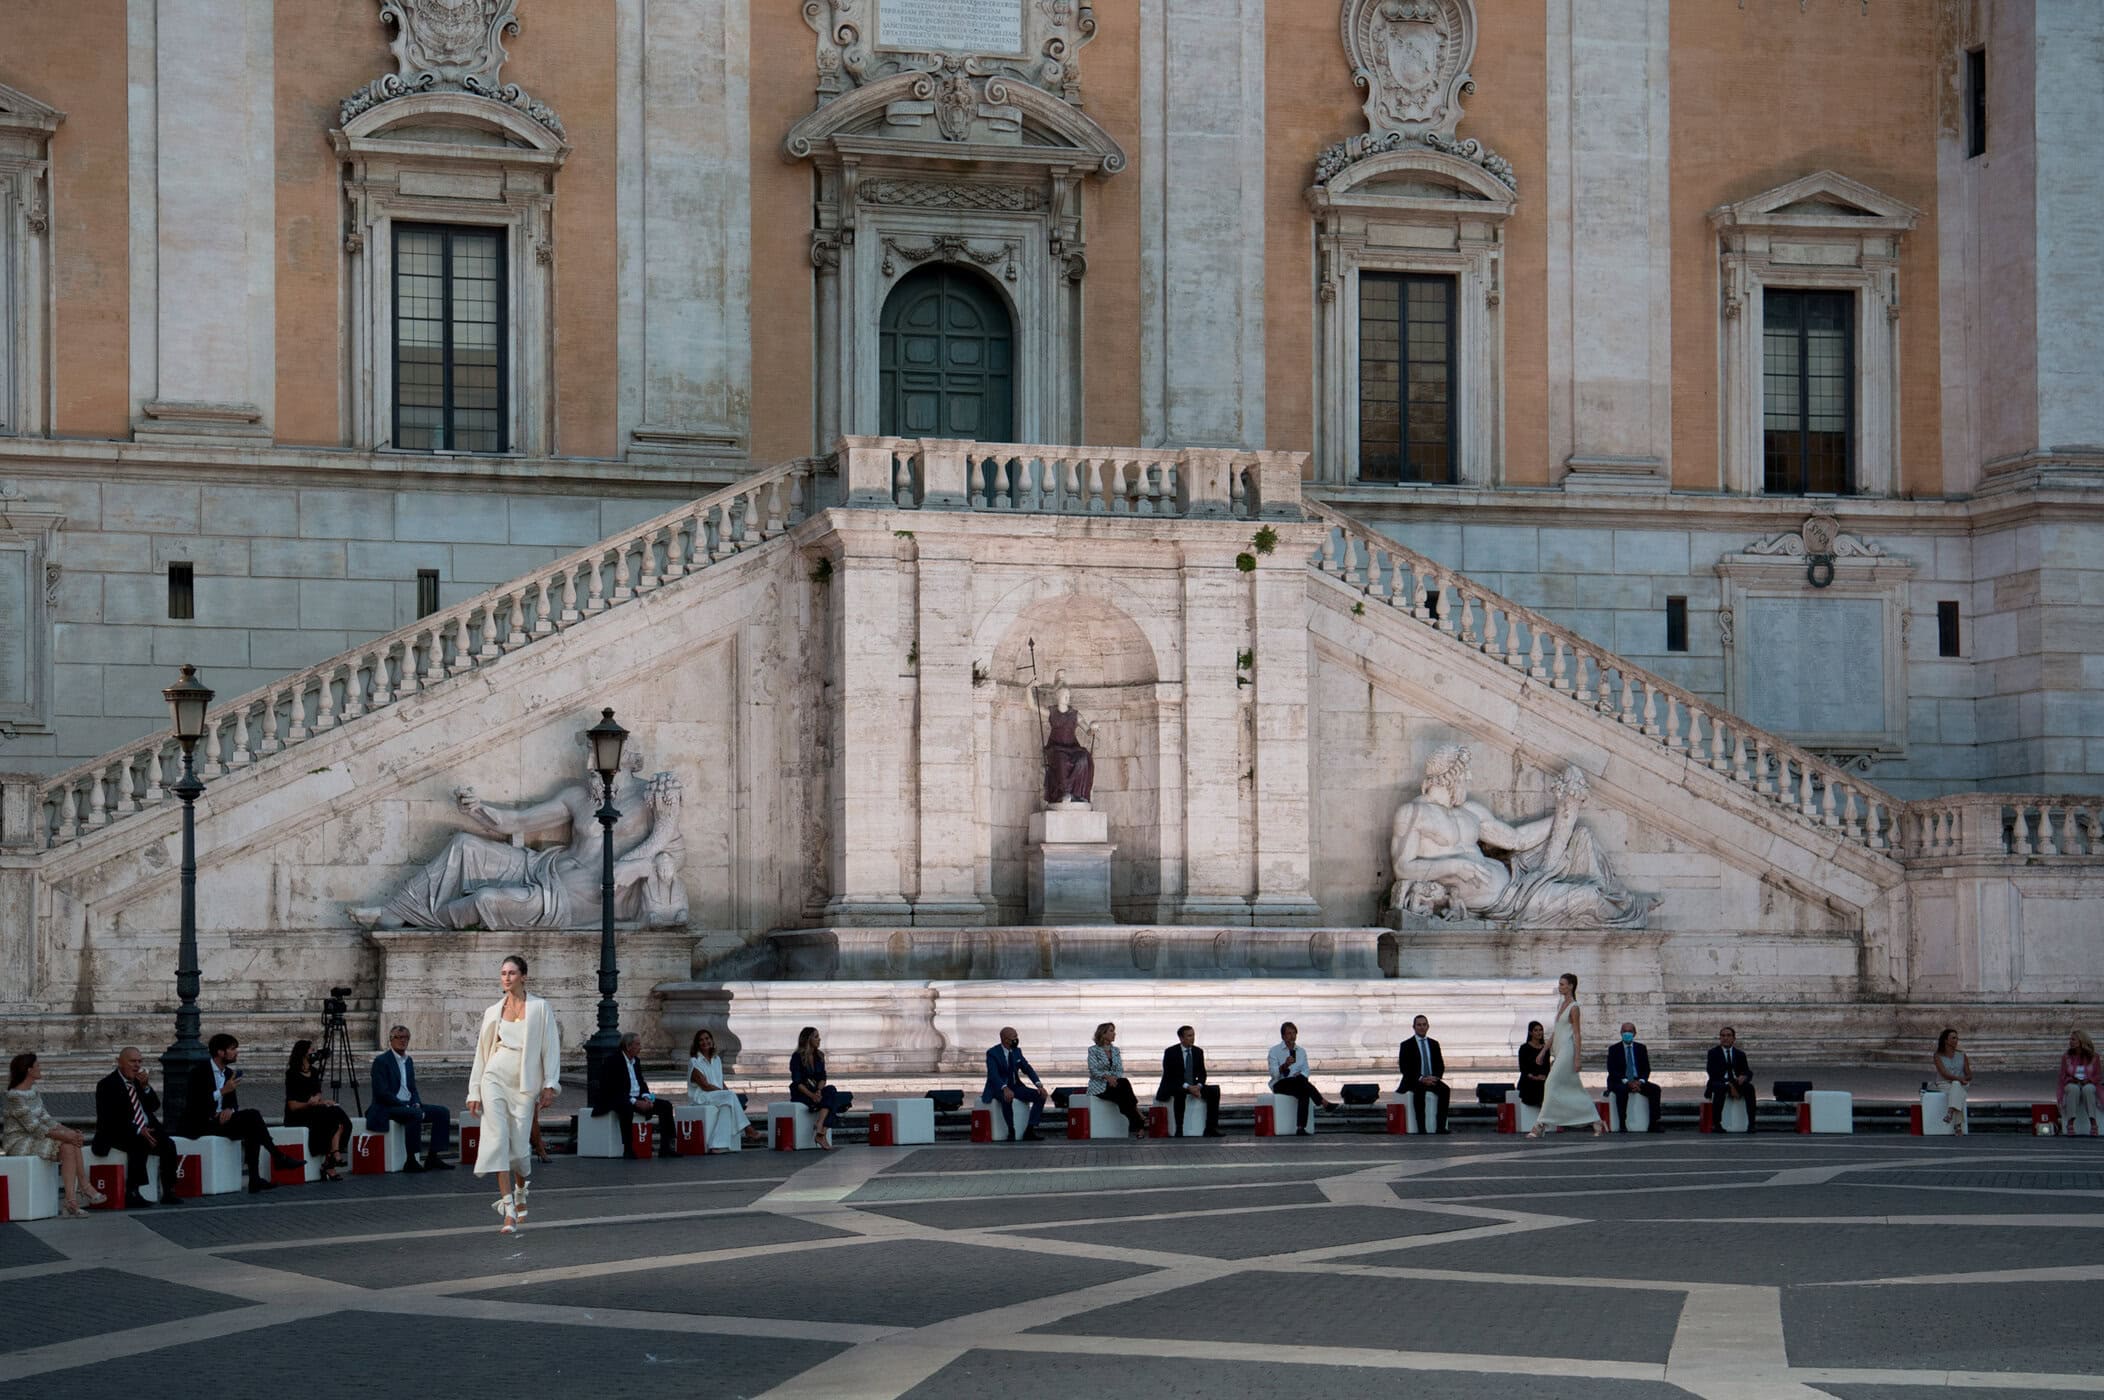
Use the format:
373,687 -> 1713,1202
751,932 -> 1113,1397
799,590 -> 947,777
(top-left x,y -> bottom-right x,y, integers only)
982,1027 -> 1045,1141
1704,1026 -> 1758,1133
367,1026 -> 454,1171
1157,1026 -> 1224,1137
1605,1021 -> 1662,1132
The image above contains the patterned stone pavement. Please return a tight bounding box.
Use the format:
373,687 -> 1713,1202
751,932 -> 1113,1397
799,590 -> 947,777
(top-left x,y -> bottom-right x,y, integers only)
2,1134 -> 2099,1399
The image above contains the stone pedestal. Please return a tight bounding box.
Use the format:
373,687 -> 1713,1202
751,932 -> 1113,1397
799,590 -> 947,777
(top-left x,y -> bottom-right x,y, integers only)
1027,805 -> 1115,925
370,928 -> 697,1063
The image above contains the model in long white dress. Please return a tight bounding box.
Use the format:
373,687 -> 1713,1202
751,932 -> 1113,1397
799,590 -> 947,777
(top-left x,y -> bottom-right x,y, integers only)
1535,1000 -> 1602,1131
686,1053 -> 745,1152
477,1018 -> 534,1177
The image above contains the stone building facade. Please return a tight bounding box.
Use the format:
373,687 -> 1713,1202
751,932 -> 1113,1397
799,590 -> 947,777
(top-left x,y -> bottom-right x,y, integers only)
1,0 -> 2099,1069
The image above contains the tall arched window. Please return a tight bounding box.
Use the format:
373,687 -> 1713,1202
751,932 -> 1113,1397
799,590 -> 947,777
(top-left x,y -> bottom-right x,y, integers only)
878,266 -> 1014,442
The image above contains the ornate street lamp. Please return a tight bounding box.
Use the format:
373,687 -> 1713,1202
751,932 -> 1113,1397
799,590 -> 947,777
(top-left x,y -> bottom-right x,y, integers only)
581,707 -> 630,1090
158,663 -> 214,1127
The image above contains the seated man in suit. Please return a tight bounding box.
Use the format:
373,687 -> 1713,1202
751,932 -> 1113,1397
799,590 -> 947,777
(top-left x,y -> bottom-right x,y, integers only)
981,1026 -> 1046,1142
367,1025 -> 454,1172
1606,1021 -> 1663,1132
1704,1025 -> 1757,1133
1396,1014 -> 1450,1133
181,1033 -> 301,1193
92,1046 -> 181,1208
1157,1025 -> 1224,1138
590,1032 -> 677,1159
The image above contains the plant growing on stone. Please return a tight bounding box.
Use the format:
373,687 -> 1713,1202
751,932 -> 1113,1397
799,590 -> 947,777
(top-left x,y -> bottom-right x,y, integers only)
809,557 -> 833,585
1235,552 -> 1257,572
1250,525 -> 1279,555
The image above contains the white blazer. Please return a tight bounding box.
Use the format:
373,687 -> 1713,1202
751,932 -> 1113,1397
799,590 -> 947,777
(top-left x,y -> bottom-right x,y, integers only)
468,993 -> 562,1102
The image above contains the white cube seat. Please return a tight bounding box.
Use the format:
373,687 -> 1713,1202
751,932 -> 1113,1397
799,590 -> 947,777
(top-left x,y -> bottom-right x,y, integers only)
1607,1093 -> 1652,1132
0,1156 -> 62,1221
768,1102 -> 819,1150
1153,1093 -> 1210,1137
977,1097 -> 1032,1141
86,1147 -> 161,1203
576,1109 -> 628,1158
1257,1093 -> 1315,1136
1919,1090 -> 1967,1135
268,1126 -> 320,1183
171,1135 -> 244,1196
1806,1090 -> 1853,1134
1072,1093 -> 1133,1139
351,1122 -> 409,1173
1503,1090 -> 1541,1135
870,1097 -> 937,1146
1709,1096 -> 1751,1133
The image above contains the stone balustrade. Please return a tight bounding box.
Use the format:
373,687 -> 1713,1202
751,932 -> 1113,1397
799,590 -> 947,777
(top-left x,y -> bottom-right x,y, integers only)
840,435 -> 1304,519
1309,503 -> 1911,852
35,458 -> 820,849
1896,793 -> 2104,859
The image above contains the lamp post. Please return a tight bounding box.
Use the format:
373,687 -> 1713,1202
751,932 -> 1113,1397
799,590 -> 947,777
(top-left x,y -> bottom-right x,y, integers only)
581,707 -> 630,1091
157,664 -> 214,1128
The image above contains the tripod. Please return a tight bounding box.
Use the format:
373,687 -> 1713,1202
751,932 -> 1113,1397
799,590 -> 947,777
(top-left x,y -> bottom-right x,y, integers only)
318,1003 -> 364,1117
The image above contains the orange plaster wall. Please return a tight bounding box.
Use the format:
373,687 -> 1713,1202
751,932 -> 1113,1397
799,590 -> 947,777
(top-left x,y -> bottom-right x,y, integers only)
748,0 -> 817,463
0,0 -> 129,437
1080,10 -> 1141,447
1669,2 -> 1943,494
273,0 -> 386,447
511,0 -> 619,459
1260,0 -> 1547,480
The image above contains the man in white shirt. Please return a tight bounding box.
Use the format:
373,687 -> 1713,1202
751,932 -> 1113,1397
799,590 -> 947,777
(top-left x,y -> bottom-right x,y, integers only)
366,1025 -> 454,1171
1266,1021 -> 1331,1136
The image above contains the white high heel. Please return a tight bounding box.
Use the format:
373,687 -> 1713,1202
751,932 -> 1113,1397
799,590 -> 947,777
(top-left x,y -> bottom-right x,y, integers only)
493,1193 -> 516,1234
513,1179 -> 530,1220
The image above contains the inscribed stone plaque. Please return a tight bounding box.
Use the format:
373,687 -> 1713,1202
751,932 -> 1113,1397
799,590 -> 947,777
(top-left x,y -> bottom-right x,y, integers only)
877,0 -> 1025,55
1740,595 -> 1885,738
0,545 -> 29,711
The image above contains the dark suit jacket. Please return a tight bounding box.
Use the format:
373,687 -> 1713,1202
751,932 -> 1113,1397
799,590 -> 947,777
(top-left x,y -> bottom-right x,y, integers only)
591,1053 -> 654,1116
92,1071 -> 166,1154
367,1052 -> 424,1129
1704,1044 -> 1753,1094
1606,1041 -> 1652,1090
1397,1036 -> 1445,1091
1156,1044 -> 1210,1102
981,1044 -> 1041,1102
179,1062 -> 243,1136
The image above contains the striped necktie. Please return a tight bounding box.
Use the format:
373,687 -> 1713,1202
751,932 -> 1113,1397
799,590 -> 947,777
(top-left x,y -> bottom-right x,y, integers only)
125,1079 -> 148,1131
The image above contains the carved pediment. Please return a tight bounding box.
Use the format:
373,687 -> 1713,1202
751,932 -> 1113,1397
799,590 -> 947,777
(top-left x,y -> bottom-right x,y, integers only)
338,0 -> 564,140
1709,169 -> 1919,234
1311,136 -> 1516,208
804,0 -> 1098,118
0,81 -> 64,137
784,69 -> 1125,175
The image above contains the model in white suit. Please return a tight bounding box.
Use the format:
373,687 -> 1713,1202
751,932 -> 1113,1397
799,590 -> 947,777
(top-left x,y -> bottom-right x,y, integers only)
466,956 -> 562,1233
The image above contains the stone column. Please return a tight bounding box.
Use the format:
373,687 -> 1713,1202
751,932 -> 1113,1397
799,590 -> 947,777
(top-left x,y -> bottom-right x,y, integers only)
912,536 -> 992,923
1546,0 -> 1671,490
128,0 -> 274,442
1176,545 -> 1250,924
617,0 -> 752,469
822,525 -> 913,925
1248,537 -> 1321,925
1139,0 -> 1266,448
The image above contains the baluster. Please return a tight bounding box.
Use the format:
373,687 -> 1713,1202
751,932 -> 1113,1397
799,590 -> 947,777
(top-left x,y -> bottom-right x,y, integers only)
2039,805 -> 2062,856
1617,669 -> 1637,724
285,680 -> 312,743
228,706 -> 253,767
1658,693 -> 1679,746
504,590 -> 529,650
2075,804 -> 2095,856
585,550 -> 609,612
256,691 -> 282,756
375,644 -> 401,706
1502,612 -> 1524,668
68,780 -> 91,834
1708,713 -> 1729,771
1056,457 -> 1078,512
1457,590 -> 1477,643
1865,798 -> 1887,849
1407,563 -> 1429,619
1548,636 -> 1568,689
1320,531 -> 1341,578
89,769 -> 114,826
1797,762 -> 1817,818
733,492 -> 757,550
611,540 -> 635,600
1641,686 -> 1661,737
1527,627 -> 1546,680
340,659 -> 368,720
1754,739 -> 1774,794
1434,579 -> 1455,633
636,529 -> 663,592
118,753 -> 143,812
474,606 -> 501,663
313,669 -> 340,731
1819,775 -> 1839,828
1140,459 -> 1163,515
893,453 -> 913,507
663,517 -> 690,579
1571,649 -> 1594,704
1730,730 -> 1749,784
1842,786 -> 1863,841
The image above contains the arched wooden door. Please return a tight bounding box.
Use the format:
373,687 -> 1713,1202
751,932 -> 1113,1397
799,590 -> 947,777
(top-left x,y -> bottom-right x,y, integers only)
879,265 -> 1014,441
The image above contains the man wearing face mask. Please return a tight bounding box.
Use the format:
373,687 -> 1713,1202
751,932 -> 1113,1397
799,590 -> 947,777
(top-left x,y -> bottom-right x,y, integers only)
1605,1022 -> 1661,1132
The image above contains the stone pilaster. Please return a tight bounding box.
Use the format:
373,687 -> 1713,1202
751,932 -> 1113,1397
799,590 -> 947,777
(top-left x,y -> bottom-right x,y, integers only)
1175,543 -> 1250,923
1249,535 -> 1321,925
822,523 -> 913,924
913,539 -> 993,923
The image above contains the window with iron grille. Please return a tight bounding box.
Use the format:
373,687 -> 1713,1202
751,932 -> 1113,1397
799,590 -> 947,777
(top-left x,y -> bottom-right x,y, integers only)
393,223 -> 507,453
1762,288 -> 1852,495
1358,272 -> 1456,484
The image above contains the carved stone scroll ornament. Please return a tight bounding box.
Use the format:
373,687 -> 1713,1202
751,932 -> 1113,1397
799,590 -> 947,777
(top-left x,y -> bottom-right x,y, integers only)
1387,745 -> 1659,930
1313,128 -> 1515,190
1744,514 -> 1884,589
804,0 -> 1098,111
1341,0 -> 1477,140
339,0 -> 565,138
880,233 -> 1019,280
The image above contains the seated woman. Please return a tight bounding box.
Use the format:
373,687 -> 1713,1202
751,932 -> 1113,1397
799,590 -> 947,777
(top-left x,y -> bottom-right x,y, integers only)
3,1053 -> 103,1217
790,1027 -> 851,1151
2061,1029 -> 2101,1137
1933,1028 -> 1971,1133
283,1039 -> 353,1180
1085,1022 -> 1149,1138
1516,1021 -> 1548,1111
687,1029 -> 762,1152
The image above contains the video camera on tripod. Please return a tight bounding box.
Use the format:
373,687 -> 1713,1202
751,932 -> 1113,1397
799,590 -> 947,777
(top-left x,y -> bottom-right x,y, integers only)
316,985 -> 363,1113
